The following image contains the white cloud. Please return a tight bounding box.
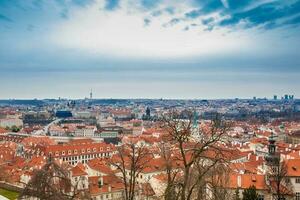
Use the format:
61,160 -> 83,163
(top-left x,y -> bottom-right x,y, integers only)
49,0 -> 252,59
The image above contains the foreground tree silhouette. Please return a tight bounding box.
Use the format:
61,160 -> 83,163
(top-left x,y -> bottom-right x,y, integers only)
268,160 -> 293,200
19,158 -> 89,200
161,111 -> 231,200
110,142 -> 150,200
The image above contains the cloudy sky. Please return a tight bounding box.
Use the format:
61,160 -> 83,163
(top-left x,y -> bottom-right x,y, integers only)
0,0 -> 300,99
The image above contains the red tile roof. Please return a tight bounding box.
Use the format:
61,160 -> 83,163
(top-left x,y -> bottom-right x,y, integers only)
71,164 -> 88,177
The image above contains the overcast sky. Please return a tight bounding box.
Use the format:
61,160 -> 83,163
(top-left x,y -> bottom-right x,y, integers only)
0,0 -> 300,99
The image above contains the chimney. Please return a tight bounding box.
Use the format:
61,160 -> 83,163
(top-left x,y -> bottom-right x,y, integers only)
98,176 -> 103,188
108,185 -> 111,192
237,175 -> 242,188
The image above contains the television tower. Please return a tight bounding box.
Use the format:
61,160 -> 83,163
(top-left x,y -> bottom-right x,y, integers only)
90,89 -> 93,100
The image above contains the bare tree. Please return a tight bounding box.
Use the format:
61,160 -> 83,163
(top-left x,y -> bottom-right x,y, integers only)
0,164 -> 10,182
158,142 -> 181,200
110,142 -> 150,200
268,160 -> 293,200
205,164 -> 232,200
161,111 -> 231,200
19,159 -> 90,200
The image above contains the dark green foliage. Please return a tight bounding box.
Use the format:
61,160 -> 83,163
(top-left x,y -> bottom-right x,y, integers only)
242,185 -> 258,200
234,187 -> 241,200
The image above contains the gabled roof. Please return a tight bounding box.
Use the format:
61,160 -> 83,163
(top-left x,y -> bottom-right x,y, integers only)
71,164 -> 88,177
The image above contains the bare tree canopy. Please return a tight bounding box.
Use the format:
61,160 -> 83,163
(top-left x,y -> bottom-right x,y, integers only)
160,111 -> 231,200
110,142 -> 151,200
268,161 -> 293,200
19,159 -> 89,200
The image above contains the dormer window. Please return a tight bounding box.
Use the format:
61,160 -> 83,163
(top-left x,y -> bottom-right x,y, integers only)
55,151 -> 59,156
107,147 -> 110,151
62,151 -> 65,155
74,150 -> 78,154
100,147 -> 103,151
87,148 -> 91,153
68,150 -> 71,155
93,148 -> 96,152
82,149 -> 85,153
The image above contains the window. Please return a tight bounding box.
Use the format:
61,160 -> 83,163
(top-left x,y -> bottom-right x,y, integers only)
62,151 -> 65,155
296,193 -> 300,200
100,147 -> 103,151
74,150 -> 77,154
257,194 -> 264,200
296,178 -> 300,183
107,147 -> 110,151
68,150 -> 71,155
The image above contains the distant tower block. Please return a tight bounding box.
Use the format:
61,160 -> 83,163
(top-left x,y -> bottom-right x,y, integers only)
90,89 -> 93,99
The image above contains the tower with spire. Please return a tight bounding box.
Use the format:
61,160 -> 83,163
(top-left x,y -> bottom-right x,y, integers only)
90,89 -> 93,100
191,110 -> 200,140
265,132 -> 280,168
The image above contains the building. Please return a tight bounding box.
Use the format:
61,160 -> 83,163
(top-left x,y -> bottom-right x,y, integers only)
0,118 -> 23,128
56,110 -> 73,118
39,141 -> 115,165
285,159 -> 300,200
74,125 -> 96,137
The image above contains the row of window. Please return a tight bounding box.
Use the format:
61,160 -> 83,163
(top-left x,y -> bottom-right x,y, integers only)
296,192 -> 300,200
62,152 -> 110,161
49,146 -> 111,157
63,152 -> 111,165
91,191 -> 123,200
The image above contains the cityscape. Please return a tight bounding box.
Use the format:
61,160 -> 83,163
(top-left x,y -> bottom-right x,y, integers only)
0,96 -> 300,199
1,0 -> 300,200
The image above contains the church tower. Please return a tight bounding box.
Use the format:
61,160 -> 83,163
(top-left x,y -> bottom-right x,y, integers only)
192,110 -> 200,140
265,132 -> 280,169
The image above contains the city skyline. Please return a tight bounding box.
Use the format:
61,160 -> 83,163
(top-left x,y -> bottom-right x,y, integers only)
0,0 -> 300,99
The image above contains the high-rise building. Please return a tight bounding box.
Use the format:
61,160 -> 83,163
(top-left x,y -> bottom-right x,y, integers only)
284,94 -> 289,100
273,95 -> 277,100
